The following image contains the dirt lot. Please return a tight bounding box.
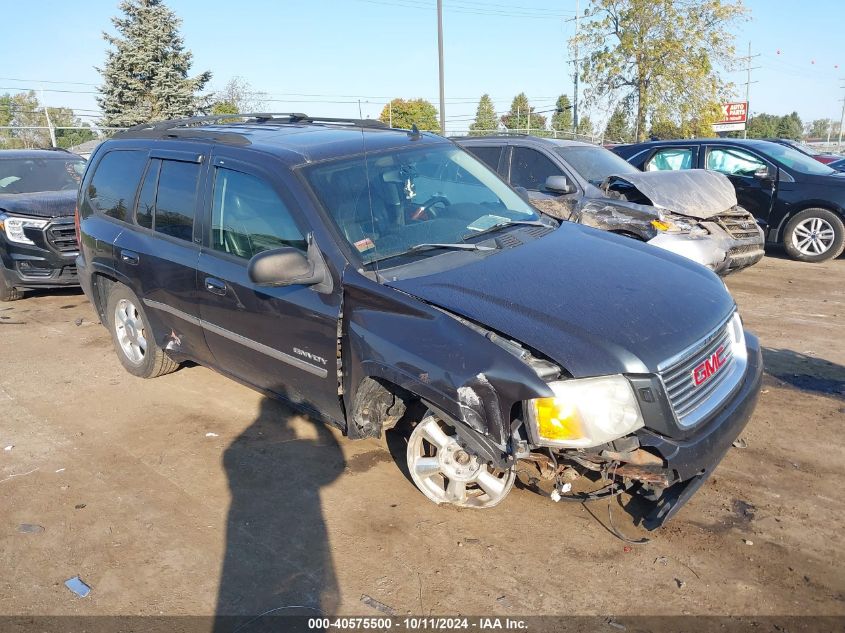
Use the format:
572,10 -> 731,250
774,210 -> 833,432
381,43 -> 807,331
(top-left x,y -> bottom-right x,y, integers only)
1,252 -> 843,621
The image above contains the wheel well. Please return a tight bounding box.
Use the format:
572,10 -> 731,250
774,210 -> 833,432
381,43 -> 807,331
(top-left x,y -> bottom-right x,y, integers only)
90,272 -> 118,322
348,376 -> 413,439
773,205 -> 844,243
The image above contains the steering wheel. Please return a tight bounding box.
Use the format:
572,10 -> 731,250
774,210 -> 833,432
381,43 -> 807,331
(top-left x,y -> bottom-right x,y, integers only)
410,196 -> 450,222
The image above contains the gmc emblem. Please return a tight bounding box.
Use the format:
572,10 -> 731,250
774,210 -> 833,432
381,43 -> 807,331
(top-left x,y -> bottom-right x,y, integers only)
692,346 -> 727,386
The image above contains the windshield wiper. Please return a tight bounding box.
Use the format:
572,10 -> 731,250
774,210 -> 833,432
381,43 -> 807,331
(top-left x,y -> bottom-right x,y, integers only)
407,242 -> 498,253
462,218 -> 552,240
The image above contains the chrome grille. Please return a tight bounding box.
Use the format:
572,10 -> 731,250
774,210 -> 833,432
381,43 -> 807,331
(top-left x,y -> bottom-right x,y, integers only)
715,213 -> 760,240
46,221 -> 78,253
659,314 -> 746,428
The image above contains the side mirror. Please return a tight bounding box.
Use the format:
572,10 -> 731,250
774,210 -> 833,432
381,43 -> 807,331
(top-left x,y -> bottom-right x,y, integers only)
247,235 -> 328,289
753,165 -> 774,180
513,186 -> 531,203
545,175 -> 575,194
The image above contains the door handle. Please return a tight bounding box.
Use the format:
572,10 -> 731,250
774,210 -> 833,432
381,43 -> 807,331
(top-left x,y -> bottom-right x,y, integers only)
120,250 -> 140,265
205,277 -> 228,296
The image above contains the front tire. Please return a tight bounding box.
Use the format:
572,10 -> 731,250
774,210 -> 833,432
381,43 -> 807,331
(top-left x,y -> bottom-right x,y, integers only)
406,413 -> 515,508
0,270 -> 23,302
105,284 -> 179,378
783,208 -> 845,262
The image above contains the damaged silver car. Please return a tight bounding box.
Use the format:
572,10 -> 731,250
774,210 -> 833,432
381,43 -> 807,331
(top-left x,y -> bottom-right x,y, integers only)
458,136 -> 765,274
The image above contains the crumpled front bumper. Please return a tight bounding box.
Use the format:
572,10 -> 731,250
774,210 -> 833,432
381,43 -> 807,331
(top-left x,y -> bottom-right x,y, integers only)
634,332 -> 763,529
647,222 -> 765,275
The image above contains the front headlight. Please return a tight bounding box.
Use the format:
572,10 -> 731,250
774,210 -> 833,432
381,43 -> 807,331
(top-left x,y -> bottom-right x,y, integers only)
525,375 -> 645,448
0,214 -> 49,245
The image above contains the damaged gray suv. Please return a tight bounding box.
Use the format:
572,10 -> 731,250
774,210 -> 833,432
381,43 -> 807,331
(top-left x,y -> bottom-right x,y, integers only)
458,135 -> 765,274
77,114 -> 763,530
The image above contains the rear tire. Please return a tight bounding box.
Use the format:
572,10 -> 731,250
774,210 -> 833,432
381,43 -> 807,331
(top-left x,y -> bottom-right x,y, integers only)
783,208 -> 845,262
105,283 -> 179,378
0,271 -> 23,302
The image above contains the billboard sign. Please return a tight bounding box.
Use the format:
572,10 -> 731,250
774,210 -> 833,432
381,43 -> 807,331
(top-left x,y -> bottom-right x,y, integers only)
714,102 -> 748,132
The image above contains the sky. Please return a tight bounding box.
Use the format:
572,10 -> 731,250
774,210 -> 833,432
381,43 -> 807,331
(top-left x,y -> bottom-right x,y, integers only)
1,0 -> 843,134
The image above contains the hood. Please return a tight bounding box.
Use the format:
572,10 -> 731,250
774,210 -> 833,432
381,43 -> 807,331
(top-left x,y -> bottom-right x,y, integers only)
0,190 -> 77,219
387,223 -> 735,378
603,169 -> 737,219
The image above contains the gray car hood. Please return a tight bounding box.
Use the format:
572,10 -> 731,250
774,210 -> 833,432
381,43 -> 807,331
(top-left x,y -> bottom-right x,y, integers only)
602,169 -> 738,219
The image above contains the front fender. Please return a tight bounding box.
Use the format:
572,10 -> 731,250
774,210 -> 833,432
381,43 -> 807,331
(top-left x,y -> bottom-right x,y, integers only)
340,271 -> 554,447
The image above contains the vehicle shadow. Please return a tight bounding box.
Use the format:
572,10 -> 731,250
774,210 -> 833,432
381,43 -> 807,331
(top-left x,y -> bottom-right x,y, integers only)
762,347 -> 845,399
215,396 -> 345,632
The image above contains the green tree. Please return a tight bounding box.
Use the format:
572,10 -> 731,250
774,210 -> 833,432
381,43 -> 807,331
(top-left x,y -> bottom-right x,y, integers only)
469,94 -> 498,135
745,113 -> 780,139
576,115 -> 594,138
97,0 -> 212,127
603,105 -> 630,142
500,93 -> 547,133
49,107 -> 97,148
550,94 -> 573,133
776,111 -> 803,140
378,98 -> 440,132
808,118 -> 832,139
574,0 -> 745,141
0,92 -> 96,149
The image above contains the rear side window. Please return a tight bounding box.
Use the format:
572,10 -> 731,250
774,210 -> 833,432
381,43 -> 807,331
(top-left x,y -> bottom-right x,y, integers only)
466,146 -> 502,172
154,160 -> 200,242
645,147 -> 695,171
211,167 -> 305,259
510,147 -> 561,191
87,150 -> 147,221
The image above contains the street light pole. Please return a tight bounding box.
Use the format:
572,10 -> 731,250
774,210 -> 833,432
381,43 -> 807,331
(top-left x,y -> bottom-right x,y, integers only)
437,0 -> 446,136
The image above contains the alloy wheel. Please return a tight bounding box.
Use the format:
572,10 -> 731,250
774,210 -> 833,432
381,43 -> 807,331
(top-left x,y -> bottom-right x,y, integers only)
114,298 -> 147,365
792,217 -> 836,256
407,415 -> 515,508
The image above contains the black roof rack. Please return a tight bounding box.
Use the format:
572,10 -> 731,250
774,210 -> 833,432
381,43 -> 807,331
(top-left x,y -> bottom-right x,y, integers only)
116,112 -> 389,139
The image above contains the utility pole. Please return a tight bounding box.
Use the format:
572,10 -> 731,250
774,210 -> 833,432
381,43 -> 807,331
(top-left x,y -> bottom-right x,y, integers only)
388,100 -> 392,128
573,0 -> 579,135
437,0 -> 446,136
41,87 -> 56,148
838,81 -> 845,151
736,42 -> 760,139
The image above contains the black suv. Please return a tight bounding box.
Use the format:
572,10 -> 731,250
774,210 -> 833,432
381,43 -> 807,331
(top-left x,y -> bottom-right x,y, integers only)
0,149 -> 85,301
77,114 -> 762,529
614,138 -> 845,262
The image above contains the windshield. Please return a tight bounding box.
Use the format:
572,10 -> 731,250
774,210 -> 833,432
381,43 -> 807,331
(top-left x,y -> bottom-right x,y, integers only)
0,157 -> 86,194
555,145 -> 639,185
305,144 -> 540,265
762,143 -> 836,176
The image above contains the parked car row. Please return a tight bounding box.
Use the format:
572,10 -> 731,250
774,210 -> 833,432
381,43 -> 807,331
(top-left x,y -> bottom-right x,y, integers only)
613,138 -> 845,262
455,135 -> 765,274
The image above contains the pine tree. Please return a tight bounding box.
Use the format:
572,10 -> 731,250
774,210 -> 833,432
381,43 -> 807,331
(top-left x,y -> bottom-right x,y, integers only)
550,94 -> 572,132
469,94 -> 498,135
603,106 -> 630,142
97,0 -> 211,127
500,93 -> 546,133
